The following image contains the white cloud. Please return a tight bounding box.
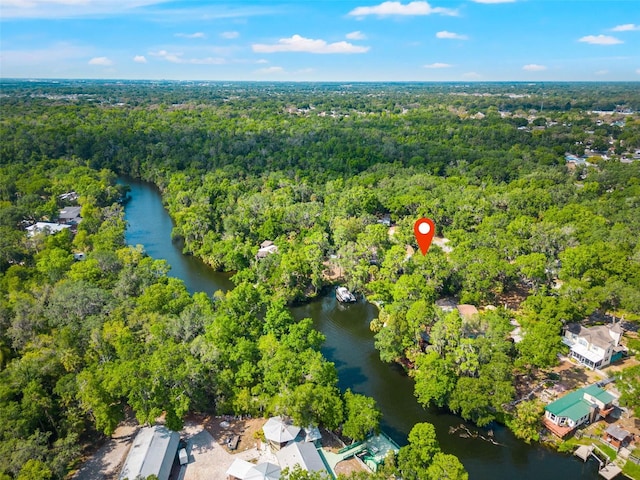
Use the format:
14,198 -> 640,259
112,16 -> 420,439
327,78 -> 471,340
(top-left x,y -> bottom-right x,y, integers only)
522,64 -> 546,71
220,31 -> 240,39
252,35 -> 370,54
150,50 -> 226,64
462,71 -> 481,79
256,66 -> 285,74
133,55 -> 147,63
348,1 -> 457,17
436,31 -> 468,40
0,42 -> 90,70
2,0 -> 170,18
471,0 -> 515,3
256,59 -> 269,64
637,68 -> 640,75
175,32 -> 206,39
595,69 -> 608,75
346,31 -> 367,40
424,62 -> 452,68
611,24 -> 640,32
88,56 -> 113,66
579,35 -> 623,45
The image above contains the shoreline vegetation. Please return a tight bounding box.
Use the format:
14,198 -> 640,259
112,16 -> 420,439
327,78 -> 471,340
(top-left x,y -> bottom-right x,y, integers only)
1,80 -> 639,479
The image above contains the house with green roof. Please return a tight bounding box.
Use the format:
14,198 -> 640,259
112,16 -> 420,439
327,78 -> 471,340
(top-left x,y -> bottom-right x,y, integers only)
543,385 -> 615,438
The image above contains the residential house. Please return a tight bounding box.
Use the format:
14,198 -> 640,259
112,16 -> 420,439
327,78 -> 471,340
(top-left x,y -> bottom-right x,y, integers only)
256,240 -> 278,260
118,425 -> 180,480
275,442 -> 328,476
58,191 -> 78,202
58,206 -> 82,224
26,222 -> 71,237
543,385 -> 615,438
563,322 -> 625,370
565,153 -> 586,165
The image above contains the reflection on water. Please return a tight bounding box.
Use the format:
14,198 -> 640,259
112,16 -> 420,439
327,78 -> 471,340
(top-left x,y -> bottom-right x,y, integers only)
122,178 -> 234,296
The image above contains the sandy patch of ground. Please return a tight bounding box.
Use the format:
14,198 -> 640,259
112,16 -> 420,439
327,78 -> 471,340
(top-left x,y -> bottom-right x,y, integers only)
72,418 -> 139,480
334,457 -> 368,476
201,415 -> 265,453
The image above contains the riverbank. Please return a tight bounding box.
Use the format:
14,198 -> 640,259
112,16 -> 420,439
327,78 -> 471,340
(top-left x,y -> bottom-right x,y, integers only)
122,176 -> 604,479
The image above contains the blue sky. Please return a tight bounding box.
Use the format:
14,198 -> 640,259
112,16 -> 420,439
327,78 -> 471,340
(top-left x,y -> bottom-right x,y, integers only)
1,0 -> 639,81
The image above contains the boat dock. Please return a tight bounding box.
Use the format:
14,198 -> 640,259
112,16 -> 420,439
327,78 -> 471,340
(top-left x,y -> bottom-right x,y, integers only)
573,444 -> 622,479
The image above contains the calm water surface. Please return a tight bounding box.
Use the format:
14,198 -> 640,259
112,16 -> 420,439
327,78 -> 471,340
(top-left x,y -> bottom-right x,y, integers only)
123,178 -> 599,479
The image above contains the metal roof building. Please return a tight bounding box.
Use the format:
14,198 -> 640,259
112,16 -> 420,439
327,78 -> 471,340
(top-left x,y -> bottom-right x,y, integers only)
275,442 -> 327,475
119,425 -> 180,480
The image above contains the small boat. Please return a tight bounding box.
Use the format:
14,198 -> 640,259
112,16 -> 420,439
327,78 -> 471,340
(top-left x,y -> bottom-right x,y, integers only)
336,286 -> 357,303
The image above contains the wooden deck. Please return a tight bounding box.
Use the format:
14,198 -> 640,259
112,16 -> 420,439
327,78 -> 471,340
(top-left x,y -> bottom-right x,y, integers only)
542,417 -> 574,438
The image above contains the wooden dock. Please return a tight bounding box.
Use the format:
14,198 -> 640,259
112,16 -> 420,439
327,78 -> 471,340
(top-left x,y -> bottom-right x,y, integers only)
574,444 -> 622,479
574,445 -> 594,462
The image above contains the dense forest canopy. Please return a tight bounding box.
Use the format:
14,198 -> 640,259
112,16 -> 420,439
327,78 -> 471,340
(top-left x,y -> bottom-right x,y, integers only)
1,80 -> 639,479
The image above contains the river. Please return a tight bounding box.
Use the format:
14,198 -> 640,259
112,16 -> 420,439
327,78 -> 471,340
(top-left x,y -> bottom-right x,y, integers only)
122,177 -> 599,479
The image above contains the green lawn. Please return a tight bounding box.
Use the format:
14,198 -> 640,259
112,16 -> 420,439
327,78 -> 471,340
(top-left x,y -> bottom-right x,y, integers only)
623,459 -> 640,480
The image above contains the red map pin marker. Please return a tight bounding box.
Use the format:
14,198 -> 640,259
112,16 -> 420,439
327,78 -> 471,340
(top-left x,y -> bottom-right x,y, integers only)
414,217 -> 435,255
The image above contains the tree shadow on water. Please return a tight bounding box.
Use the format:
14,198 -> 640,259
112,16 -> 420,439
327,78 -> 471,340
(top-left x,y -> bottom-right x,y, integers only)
336,366 -> 368,390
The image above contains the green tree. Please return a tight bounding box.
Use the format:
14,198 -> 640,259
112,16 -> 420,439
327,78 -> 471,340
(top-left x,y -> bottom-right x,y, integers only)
342,390 -> 382,442
616,365 -> 640,417
412,351 -> 456,408
398,423 -> 441,480
17,459 -> 52,480
426,452 -> 469,480
516,318 -> 565,369
507,399 -> 544,443
36,247 -> 73,282
284,383 -> 344,430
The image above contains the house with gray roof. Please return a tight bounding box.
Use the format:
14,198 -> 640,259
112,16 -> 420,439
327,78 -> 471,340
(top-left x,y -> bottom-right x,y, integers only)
563,322 -> 625,370
58,206 -> 82,224
275,442 -> 327,476
118,425 -> 180,480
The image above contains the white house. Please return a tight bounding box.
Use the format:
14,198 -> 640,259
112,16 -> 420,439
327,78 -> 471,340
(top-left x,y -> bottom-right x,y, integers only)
543,385 -> 615,438
563,322 -> 624,370
256,241 -> 278,260
26,222 -> 71,237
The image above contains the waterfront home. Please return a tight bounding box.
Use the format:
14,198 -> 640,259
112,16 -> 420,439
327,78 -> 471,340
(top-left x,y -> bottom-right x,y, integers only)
543,385 -> 615,438
563,322 -> 625,370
